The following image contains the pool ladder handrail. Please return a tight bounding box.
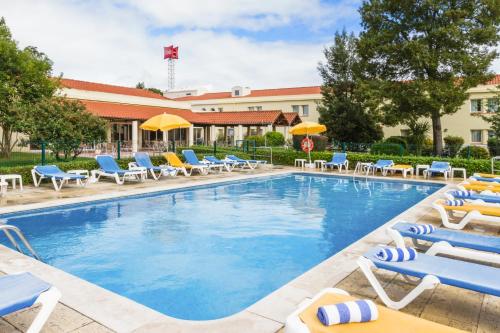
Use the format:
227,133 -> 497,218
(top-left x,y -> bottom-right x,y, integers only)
0,224 -> 42,261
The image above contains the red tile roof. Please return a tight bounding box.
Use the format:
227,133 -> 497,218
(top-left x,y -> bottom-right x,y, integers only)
486,74 -> 500,85
80,100 -> 296,126
195,111 -> 287,125
283,112 -> 301,126
175,86 -> 321,101
60,78 -> 169,100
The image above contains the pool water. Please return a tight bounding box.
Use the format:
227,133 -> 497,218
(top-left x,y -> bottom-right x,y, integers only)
0,174 -> 441,320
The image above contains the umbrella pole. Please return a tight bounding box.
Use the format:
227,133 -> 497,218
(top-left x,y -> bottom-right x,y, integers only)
307,133 -> 312,166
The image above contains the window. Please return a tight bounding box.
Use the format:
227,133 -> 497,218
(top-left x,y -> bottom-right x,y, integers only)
256,106 -> 263,111
292,105 -> 300,113
488,130 -> 495,138
471,130 -> 483,143
400,129 -> 410,137
201,108 -> 206,111
302,105 -> 309,116
248,106 -> 255,111
470,99 -> 482,113
487,98 -> 499,113
210,108 -> 215,111
218,107 -> 223,112
234,90 -> 240,96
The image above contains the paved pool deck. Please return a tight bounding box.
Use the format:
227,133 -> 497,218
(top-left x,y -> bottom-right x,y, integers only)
0,166 -> 498,332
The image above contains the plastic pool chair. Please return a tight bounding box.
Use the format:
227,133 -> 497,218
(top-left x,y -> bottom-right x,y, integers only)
225,154 -> 267,169
424,161 -> 451,180
470,173 -> 500,183
358,247 -> 500,310
182,150 -> 219,173
132,152 -> 177,180
0,273 -> 61,333
163,152 -> 206,176
93,155 -> 146,185
444,189 -> 500,204
458,180 -> 500,193
203,155 -> 235,172
389,222 -> 500,264
324,152 -> 349,173
432,199 -> 500,229
366,160 -> 394,175
32,165 -> 88,191
285,288 -> 463,333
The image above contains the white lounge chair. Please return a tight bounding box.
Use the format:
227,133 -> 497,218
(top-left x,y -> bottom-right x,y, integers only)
0,273 -> 61,333
93,155 -> 146,185
432,199 -> 500,229
31,165 -> 88,191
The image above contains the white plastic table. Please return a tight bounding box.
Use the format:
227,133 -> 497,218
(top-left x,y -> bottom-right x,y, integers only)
383,165 -> 414,178
0,181 -> 7,197
67,170 -> 90,186
314,160 -> 326,171
294,159 -> 307,169
354,162 -> 372,175
416,164 -> 430,177
451,167 -> 467,181
0,174 -> 23,191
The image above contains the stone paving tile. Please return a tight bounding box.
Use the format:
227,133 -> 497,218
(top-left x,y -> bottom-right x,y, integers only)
0,319 -> 21,333
477,295 -> 500,333
3,303 -> 110,333
70,322 -> 115,333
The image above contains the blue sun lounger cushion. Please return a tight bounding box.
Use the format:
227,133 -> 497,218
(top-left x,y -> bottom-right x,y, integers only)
135,152 -> 170,172
392,222 -> 500,254
409,224 -> 435,234
365,248 -> 500,296
317,299 -> 378,326
471,176 -> 500,183
183,150 -> 206,166
0,273 -> 51,316
445,199 -> 465,206
375,247 -> 418,262
450,190 -> 500,204
96,155 -> 129,175
34,165 -> 85,180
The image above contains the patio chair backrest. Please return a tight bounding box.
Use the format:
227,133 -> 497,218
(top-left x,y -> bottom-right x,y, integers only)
164,152 -> 184,168
204,156 -> 220,163
431,161 -> 451,170
96,155 -> 121,172
227,155 -> 244,161
375,159 -> 393,167
35,165 -> 63,175
331,153 -> 347,164
134,152 -> 154,169
182,150 -> 200,165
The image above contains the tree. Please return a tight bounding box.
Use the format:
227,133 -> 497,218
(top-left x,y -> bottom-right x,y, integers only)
317,30 -> 383,143
358,0 -> 500,155
406,120 -> 430,155
135,81 -> 164,96
0,17 -> 57,157
26,98 -> 107,160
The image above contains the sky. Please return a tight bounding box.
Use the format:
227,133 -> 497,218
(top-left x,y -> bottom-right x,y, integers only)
1,1 -> 498,92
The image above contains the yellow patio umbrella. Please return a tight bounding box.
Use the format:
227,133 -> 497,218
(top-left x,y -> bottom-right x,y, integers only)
140,113 -> 191,132
289,121 -> 327,166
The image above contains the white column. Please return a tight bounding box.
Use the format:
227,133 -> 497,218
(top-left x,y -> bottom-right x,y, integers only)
237,125 -> 244,141
132,120 -> 138,153
188,125 -> 194,146
210,125 -> 217,142
266,124 -> 273,134
162,131 -> 168,143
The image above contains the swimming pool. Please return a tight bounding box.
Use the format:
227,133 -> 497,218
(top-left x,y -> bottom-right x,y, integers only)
0,174 -> 441,320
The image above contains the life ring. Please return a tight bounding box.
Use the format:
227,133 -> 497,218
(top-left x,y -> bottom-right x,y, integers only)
301,137 -> 314,153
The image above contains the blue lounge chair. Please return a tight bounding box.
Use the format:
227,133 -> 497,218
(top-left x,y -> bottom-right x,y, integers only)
389,222 -> 500,264
444,189 -> 500,204
425,161 -> 451,180
133,152 -> 177,180
358,247 -> 500,310
470,175 -> 500,183
31,165 -> 88,191
225,154 -> 267,169
94,155 -> 146,185
203,155 -> 235,172
324,152 -> 349,173
181,150 -> 211,174
367,159 -> 394,175
0,273 -> 61,333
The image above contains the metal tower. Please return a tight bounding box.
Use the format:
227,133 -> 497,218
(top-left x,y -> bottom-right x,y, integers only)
168,58 -> 175,90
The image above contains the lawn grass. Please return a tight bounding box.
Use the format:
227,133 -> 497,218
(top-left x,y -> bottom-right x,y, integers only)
0,151 -> 92,168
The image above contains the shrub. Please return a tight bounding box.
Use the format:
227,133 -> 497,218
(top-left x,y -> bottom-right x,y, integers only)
370,142 -> 404,155
444,136 -> 464,157
245,135 -> 265,146
264,131 -> 285,146
292,135 -> 328,151
458,145 -> 490,159
384,136 -> 408,150
487,137 -> 500,157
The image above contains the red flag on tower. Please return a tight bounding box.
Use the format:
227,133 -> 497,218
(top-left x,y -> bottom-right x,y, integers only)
164,45 -> 179,59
